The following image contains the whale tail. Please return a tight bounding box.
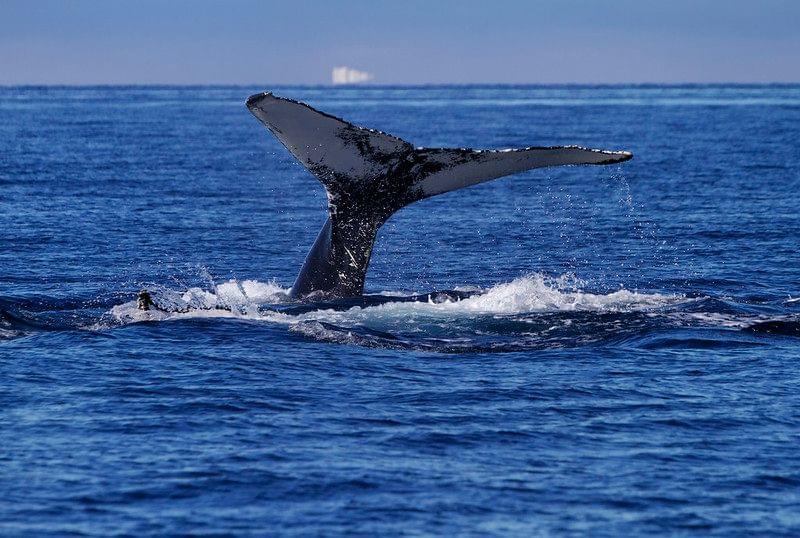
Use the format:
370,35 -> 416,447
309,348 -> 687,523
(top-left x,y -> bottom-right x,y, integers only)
246,92 -> 631,210
246,92 -> 632,297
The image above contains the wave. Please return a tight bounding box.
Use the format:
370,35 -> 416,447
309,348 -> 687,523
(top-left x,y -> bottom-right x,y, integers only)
3,274 -> 797,352
744,320 -> 800,337
101,274 -> 680,323
85,274 -> 688,351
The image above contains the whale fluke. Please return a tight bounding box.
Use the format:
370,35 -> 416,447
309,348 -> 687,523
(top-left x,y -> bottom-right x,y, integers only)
247,92 -> 632,299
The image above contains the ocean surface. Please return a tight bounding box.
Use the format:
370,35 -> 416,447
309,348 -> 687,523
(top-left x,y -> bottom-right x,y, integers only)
2,85 -> 800,535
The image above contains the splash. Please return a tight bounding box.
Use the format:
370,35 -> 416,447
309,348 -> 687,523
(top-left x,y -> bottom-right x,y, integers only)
103,273 -> 679,327
35,274 -> 799,351
429,274 -> 676,314
103,279 -> 290,325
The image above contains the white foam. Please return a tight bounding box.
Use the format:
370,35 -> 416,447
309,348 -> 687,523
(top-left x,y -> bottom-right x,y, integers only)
99,279 -> 290,327
0,327 -> 23,340
672,312 -> 752,329
289,320 -> 360,345
100,273 -> 682,332
213,279 -> 290,310
273,275 -> 680,334
434,274 -> 675,314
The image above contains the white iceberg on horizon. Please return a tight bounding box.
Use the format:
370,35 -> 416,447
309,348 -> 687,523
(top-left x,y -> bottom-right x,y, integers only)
331,66 -> 373,85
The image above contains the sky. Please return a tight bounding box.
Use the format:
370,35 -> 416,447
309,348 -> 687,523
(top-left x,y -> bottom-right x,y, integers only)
1,0 -> 799,85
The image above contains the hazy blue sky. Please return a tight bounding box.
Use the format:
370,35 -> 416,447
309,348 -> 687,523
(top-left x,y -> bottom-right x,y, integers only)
2,0 -> 798,84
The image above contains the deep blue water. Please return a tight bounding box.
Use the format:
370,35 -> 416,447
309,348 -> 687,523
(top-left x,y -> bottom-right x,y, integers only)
2,85 -> 800,535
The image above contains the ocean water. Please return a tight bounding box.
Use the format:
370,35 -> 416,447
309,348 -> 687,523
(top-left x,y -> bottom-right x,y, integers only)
1,85 -> 800,535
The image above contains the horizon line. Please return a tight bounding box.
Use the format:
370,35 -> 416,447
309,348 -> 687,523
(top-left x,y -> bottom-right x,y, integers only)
2,82 -> 800,89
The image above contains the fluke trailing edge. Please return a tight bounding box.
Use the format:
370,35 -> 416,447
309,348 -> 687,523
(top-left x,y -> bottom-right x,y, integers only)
247,92 -> 632,300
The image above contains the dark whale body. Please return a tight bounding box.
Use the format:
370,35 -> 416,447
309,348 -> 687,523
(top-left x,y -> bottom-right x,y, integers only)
246,92 -> 632,300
